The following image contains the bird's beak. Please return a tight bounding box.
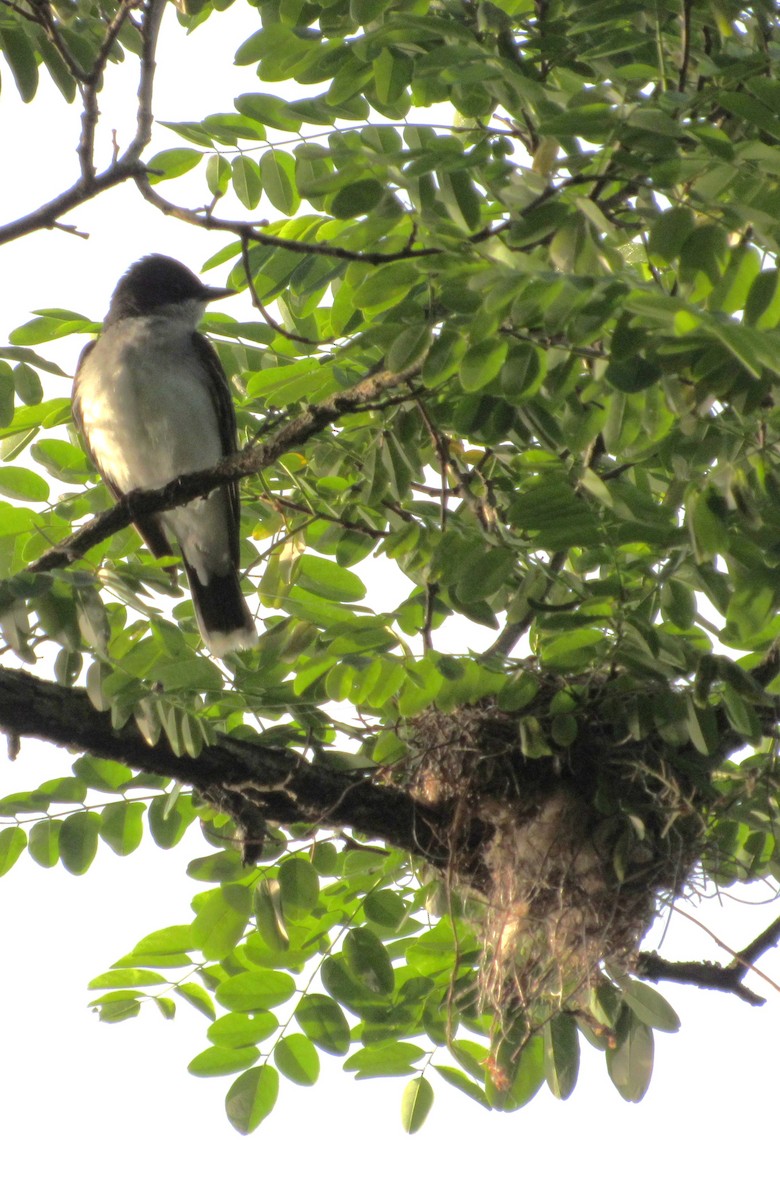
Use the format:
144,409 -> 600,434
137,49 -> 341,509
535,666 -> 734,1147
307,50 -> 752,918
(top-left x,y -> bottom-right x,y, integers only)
203,285 -> 235,303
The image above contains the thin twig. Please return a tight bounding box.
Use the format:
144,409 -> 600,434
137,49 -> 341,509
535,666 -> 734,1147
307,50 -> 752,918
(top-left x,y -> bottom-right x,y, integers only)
0,0 -> 166,247
79,0 -> 143,178
240,235 -> 322,347
482,549 -> 566,660
261,493 -> 388,538
135,174 -> 440,264
14,0 -> 88,81
672,905 -> 780,996
678,0 -> 693,93
123,0 -> 166,163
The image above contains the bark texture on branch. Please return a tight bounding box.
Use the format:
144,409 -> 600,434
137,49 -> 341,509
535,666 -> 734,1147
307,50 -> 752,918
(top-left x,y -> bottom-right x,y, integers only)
0,665 -> 449,864
1,664 -> 777,1004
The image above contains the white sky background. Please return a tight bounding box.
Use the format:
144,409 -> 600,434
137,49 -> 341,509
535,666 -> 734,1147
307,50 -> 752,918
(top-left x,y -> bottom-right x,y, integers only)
0,5 -> 778,1195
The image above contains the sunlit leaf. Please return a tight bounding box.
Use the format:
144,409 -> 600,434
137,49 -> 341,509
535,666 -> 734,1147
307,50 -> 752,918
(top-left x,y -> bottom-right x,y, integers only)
225,1065 -> 279,1134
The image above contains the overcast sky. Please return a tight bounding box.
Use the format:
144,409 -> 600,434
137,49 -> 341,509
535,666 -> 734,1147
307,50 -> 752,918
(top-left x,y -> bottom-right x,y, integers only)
0,5 -> 777,1196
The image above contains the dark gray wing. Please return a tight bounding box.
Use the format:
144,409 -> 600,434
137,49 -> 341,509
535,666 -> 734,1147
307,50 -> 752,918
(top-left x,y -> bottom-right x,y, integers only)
192,331 -> 241,569
72,341 -> 174,563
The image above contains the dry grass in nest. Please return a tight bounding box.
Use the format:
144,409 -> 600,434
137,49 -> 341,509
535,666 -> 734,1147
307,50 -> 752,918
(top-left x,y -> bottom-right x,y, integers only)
391,695 -> 706,1028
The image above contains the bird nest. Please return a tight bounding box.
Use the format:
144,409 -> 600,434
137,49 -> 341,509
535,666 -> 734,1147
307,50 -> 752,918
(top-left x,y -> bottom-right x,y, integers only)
390,687 -> 707,1029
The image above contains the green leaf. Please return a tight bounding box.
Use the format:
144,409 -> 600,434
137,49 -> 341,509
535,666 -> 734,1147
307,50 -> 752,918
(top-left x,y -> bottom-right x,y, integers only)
0,465 -> 49,502
59,811 -> 101,875
374,46 -> 413,105
0,27 -> 38,102
439,170 -> 481,230
89,968 -> 165,988
187,850 -> 249,883
216,968 -> 296,1011
500,342 -> 547,400
344,927 -> 395,995
295,993 -> 351,1055
345,1041 -> 424,1078
647,207 -> 696,264
260,149 -> 299,216
192,884 -> 252,961
278,857 -> 320,917
154,996 -> 175,1020
330,178 -> 385,218
422,329 -> 467,388
660,579 -> 696,629
208,1011 -> 279,1048
235,93 -> 301,132
92,991 -> 142,1023
619,979 -> 680,1033
492,1035 -> 546,1111
206,153 -> 231,198
132,925 -> 195,956
385,324 -> 432,373
363,889 -> 406,930
225,1065 -> 280,1134
454,547 -> 514,603
295,555 -> 366,602
99,802 -> 145,856
27,819 -> 61,868
0,826 -> 27,876
687,489 -> 728,563
11,314 -> 92,345
606,1010 -> 654,1102
401,1076 -> 434,1133
159,119 -> 214,148
0,362 -> 14,426
352,261 -> 418,311
147,148 -> 203,183
254,879 -> 289,951
605,356 -> 662,393
73,757 -> 133,792
149,655 -> 223,693
274,1033 -> 320,1085
680,224 -> 729,285
174,982 -> 216,1019
189,1046 -> 259,1077
148,793 -> 196,849
544,1013 -> 580,1100
744,269 -> 780,329
459,339 -> 508,392
434,1065 -> 490,1109
13,362 -> 43,405
232,155 -> 262,210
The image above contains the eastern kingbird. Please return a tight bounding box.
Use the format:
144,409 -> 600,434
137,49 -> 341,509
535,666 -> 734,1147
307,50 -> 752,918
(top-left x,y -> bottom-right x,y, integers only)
72,254 -> 257,657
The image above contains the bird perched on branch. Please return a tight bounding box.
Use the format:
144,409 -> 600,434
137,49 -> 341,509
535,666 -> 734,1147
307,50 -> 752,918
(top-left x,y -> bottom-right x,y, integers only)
72,254 -> 257,657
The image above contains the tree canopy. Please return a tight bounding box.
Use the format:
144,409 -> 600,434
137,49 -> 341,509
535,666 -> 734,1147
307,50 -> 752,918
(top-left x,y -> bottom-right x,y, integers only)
1,0 -> 779,1134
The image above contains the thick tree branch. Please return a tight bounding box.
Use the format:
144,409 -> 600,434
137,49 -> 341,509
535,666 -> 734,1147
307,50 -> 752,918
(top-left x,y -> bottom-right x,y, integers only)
29,357 -> 427,574
0,665 -> 451,865
4,657 -> 776,1002
0,165 -> 145,246
636,914 -> 780,1006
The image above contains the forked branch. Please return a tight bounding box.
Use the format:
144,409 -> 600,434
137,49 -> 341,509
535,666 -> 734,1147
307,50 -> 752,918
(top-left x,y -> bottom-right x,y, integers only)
0,0 -> 165,246
637,914 -> 780,1006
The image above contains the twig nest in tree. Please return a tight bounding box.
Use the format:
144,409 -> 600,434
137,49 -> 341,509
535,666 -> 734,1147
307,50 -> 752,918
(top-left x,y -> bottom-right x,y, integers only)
391,691 -> 705,1025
